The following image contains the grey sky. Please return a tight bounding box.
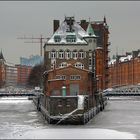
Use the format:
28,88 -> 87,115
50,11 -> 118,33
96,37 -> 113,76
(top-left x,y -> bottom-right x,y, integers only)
0,1 -> 140,64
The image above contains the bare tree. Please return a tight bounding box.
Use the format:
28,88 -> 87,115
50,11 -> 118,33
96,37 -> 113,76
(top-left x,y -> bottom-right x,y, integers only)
27,64 -> 45,88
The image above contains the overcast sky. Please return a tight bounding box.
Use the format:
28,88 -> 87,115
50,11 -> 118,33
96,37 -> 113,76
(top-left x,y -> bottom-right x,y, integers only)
0,1 -> 140,64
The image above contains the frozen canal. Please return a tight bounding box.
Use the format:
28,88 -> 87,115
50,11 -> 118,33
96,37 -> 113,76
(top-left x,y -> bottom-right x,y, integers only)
0,96 -> 140,139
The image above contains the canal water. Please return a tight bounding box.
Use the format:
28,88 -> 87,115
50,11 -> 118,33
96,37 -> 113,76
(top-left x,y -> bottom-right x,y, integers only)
0,96 -> 140,139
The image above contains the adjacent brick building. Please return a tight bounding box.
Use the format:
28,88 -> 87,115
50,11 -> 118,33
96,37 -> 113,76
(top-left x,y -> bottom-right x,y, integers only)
16,65 -> 32,87
0,51 -> 6,88
79,17 -> 110,91
108,50 -> 140,88
0,51 -> 32,87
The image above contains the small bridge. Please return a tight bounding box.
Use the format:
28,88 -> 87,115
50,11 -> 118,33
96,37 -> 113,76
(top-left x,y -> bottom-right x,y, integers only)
0,92 -> 36,97
103,85 -> 140,96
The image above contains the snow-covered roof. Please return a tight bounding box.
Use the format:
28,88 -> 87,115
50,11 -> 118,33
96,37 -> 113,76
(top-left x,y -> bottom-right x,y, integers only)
5,62 -> 15,67
47,17 -> 96,45
119,54 -> 132,62
108,59 -> 116,65
109,54 -> 133,65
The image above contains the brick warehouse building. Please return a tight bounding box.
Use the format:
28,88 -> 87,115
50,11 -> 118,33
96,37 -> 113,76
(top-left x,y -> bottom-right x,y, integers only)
108,49 -> 140,88
44,16 -> 97,95
0,51 -> 32,87
16,64 -> 32,87
53,16 -> 110,91
42,16 -> 107,124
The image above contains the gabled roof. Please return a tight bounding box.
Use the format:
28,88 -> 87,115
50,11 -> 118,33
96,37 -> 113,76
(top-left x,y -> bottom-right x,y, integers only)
47,17 -> 96,45
43,64 -> 92,76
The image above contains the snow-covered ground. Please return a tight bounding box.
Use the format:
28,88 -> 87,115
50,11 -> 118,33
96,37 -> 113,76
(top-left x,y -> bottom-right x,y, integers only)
14,128 -> 136,139
0,96 -> 140,139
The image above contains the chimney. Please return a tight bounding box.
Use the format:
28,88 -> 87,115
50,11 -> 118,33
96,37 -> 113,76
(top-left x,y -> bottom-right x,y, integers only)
53,20 -> 60,33
80,19 -> 88,31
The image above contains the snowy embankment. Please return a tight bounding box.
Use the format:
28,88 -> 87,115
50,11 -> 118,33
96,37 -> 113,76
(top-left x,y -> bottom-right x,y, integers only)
14,128 -> 136,139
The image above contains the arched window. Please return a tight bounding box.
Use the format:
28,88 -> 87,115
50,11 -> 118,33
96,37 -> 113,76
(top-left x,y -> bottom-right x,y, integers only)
51,50 -> 56,59
74,62 -> 84,69
59,50 -> 64,59
73,50 -> 78,60
65,49 -> 71,59
79,50 -> 84,59
59,62 -> 68,68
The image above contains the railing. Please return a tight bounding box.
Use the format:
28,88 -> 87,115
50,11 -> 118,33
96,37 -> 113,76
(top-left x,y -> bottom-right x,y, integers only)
0,92 -> 36,97
104,85 -> 140,96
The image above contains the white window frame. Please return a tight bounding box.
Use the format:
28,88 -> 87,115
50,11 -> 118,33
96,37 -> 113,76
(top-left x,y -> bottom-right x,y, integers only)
59,50 -> 64,59
59,62 -> 68,68
56,75 -> 66,80
79,51 -> 84,59
70,75 -> 81,80
51,50 -> 56,59
73,50 -> 78,60
75,62 -> 84,69
65,50 -> 71,59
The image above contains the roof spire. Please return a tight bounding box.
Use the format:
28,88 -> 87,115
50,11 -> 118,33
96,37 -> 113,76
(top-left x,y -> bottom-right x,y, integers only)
0,49 -> 5,61
104,15 -> 106,23
86,19 -> 95,36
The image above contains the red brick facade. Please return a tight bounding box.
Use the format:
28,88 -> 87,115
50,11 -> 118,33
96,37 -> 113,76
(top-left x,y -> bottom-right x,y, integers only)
0,62 -> 5,88
16,65 -> 32,86
80,19 -> 110,90
108,51 -> 140,88
44,65 -> 96,96
0,63 -> 32,87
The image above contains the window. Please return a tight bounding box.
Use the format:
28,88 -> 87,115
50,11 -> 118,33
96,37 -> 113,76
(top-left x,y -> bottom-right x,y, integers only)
54,35 -> 61,42
89,57 -> 92,66
89,39 -> 92,43
66,35 -> 76,43
51,63 -> 55,69
75,62 -> 84,69
73,50 -> 78,59
51,50 -> 56,59
59,50 -> 64,59
65,50 -> 71,59
70,75 -> 81,80
79,50 -> 84,59
56,75 -> 66,80
59,62 -> 68,68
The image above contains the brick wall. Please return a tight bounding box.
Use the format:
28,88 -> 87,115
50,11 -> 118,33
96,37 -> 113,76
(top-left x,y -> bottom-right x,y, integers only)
108,57 -> 140,88
44,66 -> 95,96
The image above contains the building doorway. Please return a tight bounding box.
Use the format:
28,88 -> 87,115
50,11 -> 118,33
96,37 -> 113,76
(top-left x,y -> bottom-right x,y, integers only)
70,84 -> 79,96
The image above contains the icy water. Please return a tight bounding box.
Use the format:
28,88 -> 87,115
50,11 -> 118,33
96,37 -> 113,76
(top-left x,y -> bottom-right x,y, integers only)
0,96 -> 140,139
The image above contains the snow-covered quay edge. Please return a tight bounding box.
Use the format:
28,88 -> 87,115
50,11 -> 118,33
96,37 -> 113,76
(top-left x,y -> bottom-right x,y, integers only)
33,94 -> 107,125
